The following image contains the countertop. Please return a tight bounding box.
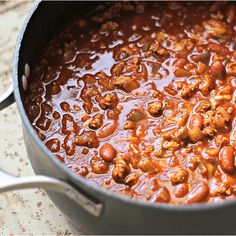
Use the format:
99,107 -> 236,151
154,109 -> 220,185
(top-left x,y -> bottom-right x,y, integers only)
0,1 -> 80,234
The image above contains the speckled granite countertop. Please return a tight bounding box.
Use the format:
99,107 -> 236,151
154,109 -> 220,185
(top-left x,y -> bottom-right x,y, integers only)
0,2 -> 80,234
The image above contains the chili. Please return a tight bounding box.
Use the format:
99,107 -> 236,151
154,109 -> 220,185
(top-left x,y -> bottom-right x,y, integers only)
24,1 -> 236,204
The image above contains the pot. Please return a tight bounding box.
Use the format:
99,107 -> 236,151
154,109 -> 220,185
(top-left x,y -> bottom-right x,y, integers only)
1,1 -> 236,234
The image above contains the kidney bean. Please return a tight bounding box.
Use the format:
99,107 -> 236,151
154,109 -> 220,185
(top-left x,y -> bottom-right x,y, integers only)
174,68 -> 191,77
36,117 -> 51,131
186,182 -> 209,203
55,154 -> 64,163
53,111 -> 60,120
207,43 -> 229,54
98,120 -> 118,139
154,187 -> 171,203
174,183 -> 189,198
81,148 -> 89,155
188,155 -> 198,171
219,146 -> 235,174
41,102 -> 53,115
46,138 -> 61,153
188,113 -> 203,130
174,58 -> 187,68
83,100 -> 93,114
60,102 -> 70,112
63,134 -> 76,156
50,84 -> 61,95
74,166 -> 89,176
138,159 -> 155,172
100,143 -> 117,162
61,114 -> 78,135
209,61 -> 226,80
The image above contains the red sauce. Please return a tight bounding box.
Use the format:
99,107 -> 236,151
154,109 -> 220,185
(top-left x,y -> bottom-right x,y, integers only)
25,2 -> 236,204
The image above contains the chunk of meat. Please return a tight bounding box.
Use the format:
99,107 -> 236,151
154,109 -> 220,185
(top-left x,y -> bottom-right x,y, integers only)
202,19 -> 230,39
128,109 -> 146,122
163,140 -> 181,151
112,157 -> 131,183
75,131 -> 99,148
99,93 -> 118,110
114,75 -> 140,93
90,156 -> 109,174
170,167 -> 188,185
88,114 -> 103,130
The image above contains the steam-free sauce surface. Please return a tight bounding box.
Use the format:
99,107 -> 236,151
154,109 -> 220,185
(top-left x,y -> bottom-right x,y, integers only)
25,2 -> 236,204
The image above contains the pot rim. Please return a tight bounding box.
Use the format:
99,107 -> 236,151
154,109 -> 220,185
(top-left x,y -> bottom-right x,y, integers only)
12,0 -> 236,213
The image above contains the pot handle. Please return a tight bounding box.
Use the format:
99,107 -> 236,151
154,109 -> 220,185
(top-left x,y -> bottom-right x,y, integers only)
0,84 -> 103,217
0,85 -> 103,217
0,83 -> 15,111
0,169 -> 103,217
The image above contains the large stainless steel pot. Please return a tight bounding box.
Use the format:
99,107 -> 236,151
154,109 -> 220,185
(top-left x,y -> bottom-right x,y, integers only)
1,1 -> 236,234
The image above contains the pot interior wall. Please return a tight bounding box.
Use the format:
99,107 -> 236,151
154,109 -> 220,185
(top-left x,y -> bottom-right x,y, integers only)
18,1 -> 102,102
